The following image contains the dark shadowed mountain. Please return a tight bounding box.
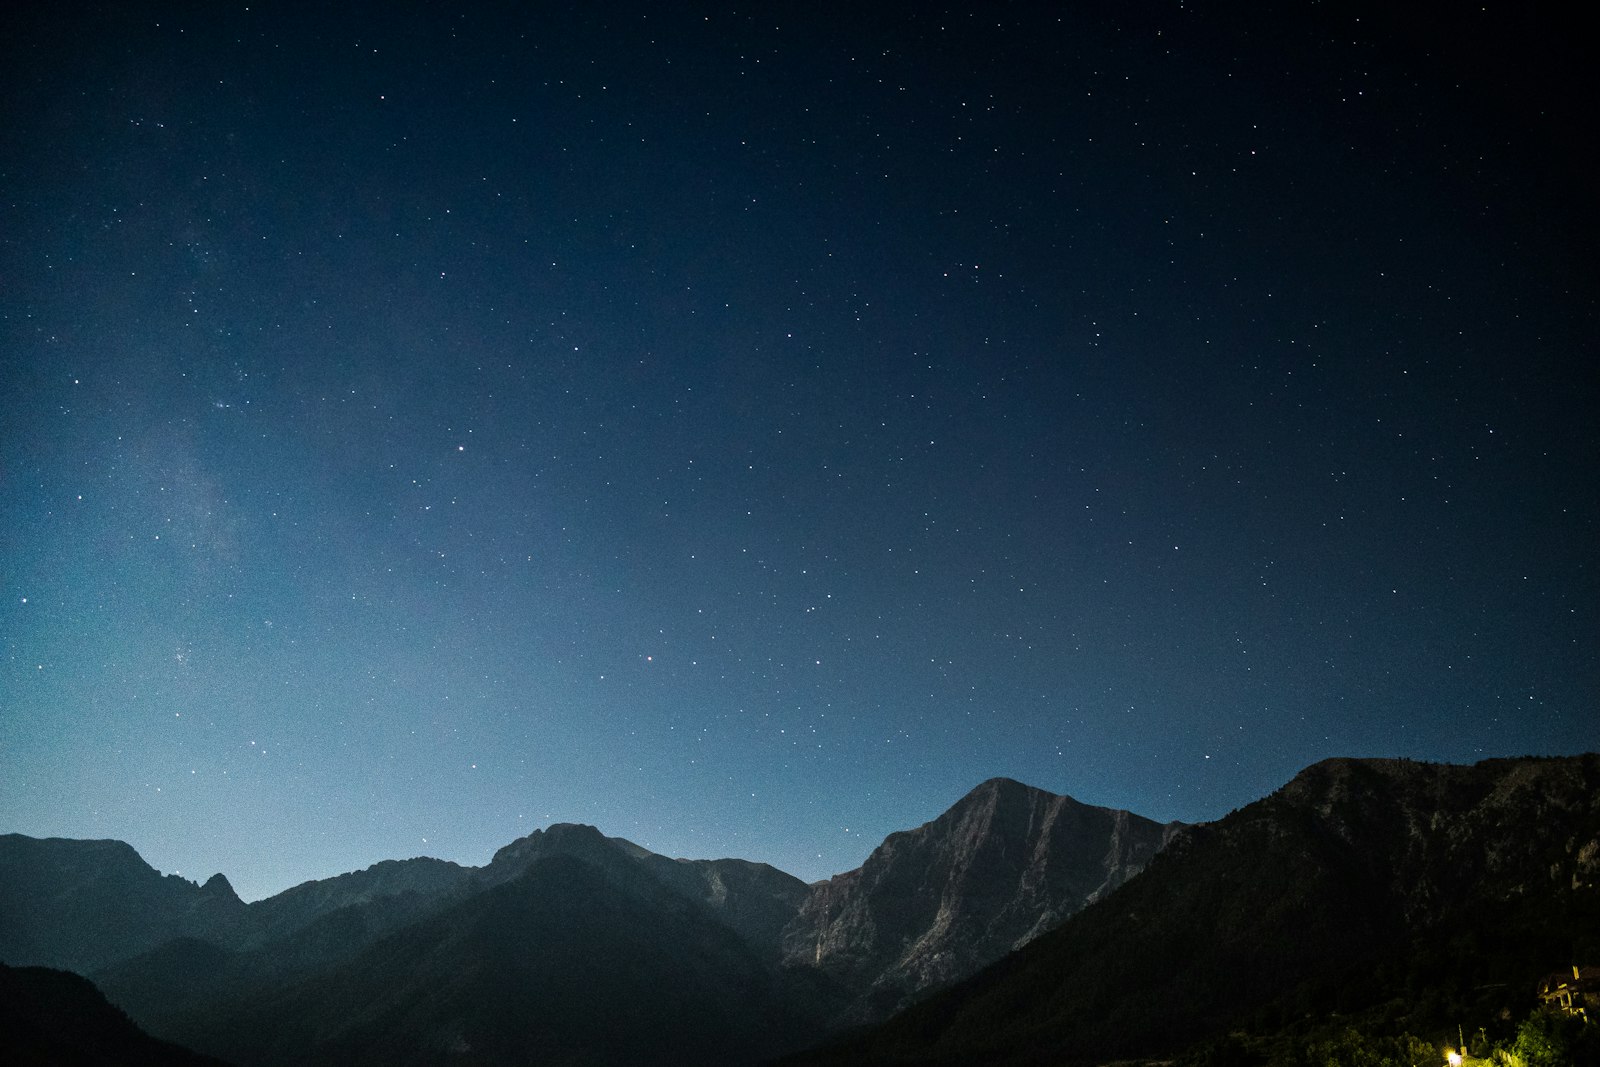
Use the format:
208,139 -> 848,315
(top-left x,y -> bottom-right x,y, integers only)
788,754 -> 1600,1066
481,822 -> 812,958
90,823 -> 847,1063
0,835 -> 249,974
245,856 -> 475,949
92,860 -> 490,1033
177,852 -> 832,1067
0,838 -> 491,1031
0,961 -> 226,1066
780,776 -> 1182,1020
93,886 -> 500,1039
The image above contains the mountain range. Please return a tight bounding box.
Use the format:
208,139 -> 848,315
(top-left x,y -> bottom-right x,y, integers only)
2,754 -> 1596,1065
1,776 -> 1176,1064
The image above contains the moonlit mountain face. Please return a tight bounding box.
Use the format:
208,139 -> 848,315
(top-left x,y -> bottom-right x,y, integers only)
780,777 -> 1183,1019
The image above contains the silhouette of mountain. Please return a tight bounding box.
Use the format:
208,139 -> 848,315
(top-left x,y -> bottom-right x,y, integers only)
245,856 -> 474,948
85,823 -> 843,1063
180,853 -> 830,1066
481,822 -> 811,957
94,873 -> 504,1040
0,836 -> 248,974
789,754 -> 1600,1065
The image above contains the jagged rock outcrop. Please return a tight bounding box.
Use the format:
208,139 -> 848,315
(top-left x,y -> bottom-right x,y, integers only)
781,777 -> 1183,1019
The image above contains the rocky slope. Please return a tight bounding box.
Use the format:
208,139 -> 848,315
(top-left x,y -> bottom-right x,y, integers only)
780,776 -> 1183,1018
792,754 -> 1600,1066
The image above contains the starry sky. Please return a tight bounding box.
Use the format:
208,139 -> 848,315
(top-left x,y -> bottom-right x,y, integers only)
2,2 -> 1595,901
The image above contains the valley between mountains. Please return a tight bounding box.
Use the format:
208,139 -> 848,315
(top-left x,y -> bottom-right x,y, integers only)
3,754 -> 1597,1065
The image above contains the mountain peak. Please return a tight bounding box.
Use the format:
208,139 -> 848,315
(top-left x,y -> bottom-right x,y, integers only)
483,822 -> 627,885
199,873 -> 239,901
961,775 -> 1073,807
967,775 -> 1039,797
542,822 -> 607,839
782,774 -> 1178,1020
974,775 -> 1030,788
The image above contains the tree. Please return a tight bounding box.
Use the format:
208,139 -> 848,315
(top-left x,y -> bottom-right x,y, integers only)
1301,1026 -> 1436,1067
1498,1010 -> 1580,1067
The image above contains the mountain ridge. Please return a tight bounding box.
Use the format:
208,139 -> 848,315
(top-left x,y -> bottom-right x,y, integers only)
788,752 -> 1600,1065
1,773 -> 1181,1060
184,852 -> 833,1066
9,755 -> 1589,1066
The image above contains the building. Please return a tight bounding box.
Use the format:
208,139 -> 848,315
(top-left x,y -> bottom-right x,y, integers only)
1537,965 -> 1598,1021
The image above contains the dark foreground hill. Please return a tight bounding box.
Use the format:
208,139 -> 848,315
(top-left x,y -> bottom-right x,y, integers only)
788,754 -> 1600,1065
0,962 -> 225,1066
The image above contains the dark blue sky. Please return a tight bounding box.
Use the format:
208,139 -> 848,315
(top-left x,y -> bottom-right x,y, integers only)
3,2 -> 1594,900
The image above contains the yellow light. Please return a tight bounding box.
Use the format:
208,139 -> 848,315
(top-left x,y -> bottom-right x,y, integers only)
1446,1052 -> 1462,1067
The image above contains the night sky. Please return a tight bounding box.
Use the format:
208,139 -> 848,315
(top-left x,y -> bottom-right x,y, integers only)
3,2 -> 1594,902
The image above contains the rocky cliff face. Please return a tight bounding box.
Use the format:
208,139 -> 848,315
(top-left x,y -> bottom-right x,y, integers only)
798,754 -> 1600,1067
781,777 -> 1183,1018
